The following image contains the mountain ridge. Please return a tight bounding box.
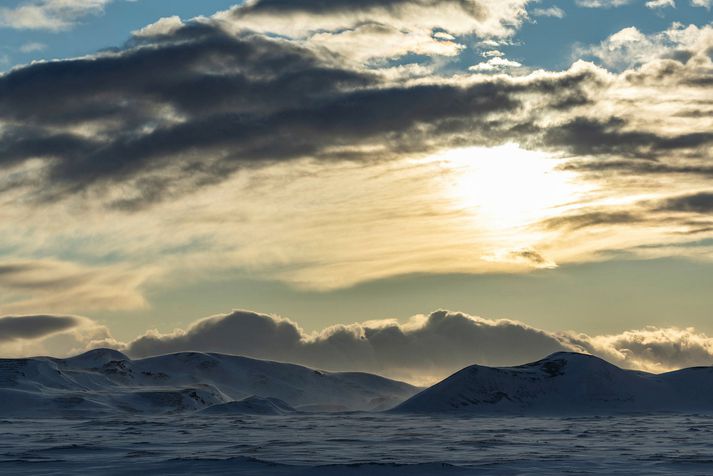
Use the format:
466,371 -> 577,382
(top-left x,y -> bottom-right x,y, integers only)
393,351 -> 713,414
0,349 -> 418,417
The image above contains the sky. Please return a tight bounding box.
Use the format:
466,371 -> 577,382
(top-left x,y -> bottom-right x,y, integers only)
1,0 -> 713,384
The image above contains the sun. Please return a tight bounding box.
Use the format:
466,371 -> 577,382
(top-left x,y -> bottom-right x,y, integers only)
428,143 -> 590,243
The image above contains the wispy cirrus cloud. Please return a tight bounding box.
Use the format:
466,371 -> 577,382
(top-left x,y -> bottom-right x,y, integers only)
0,259 -> 150,314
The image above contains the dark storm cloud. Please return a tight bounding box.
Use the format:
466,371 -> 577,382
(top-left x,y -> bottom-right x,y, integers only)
0,315 -> 80,342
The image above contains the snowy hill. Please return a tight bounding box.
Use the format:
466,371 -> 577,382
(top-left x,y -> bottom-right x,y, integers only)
0,349 -> 418,418
393,352 -> 713,414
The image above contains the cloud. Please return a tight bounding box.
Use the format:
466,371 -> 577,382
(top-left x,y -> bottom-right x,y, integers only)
469,56 -> 524,72
657,192 -> 713,213
132,16 -> 183,38
2,308 -> 712,384
0,8 -> 712,295
575,0 -> 632,7
0,314 -> 79,342
0,18 -> 607,209
122,309 -> 713,384
223,0 -> 531,39
646,0 -> 675,8
2,18 -> 710,215
531,6 -> 565,17
567,327 -> 713,373
0,313 -> 114,358
125,309 -> 571,383
508,249 -> 557,268
0,259 -> 150,314
0,13 -> 710,211
19,42 -> 46,53
577,23 -> 713,70
0,0 -> 111,31
212,0 -> 534,66
542,210 -> 641,231
543,116 -> 713,159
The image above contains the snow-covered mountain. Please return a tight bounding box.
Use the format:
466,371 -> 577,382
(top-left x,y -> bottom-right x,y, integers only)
393,352 -> 713,414
0,349 -> 418,417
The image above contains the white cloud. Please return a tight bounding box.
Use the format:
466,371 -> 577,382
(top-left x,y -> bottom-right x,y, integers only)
132,15 -> 183,38
531,6 -> 566,17
0,0 -> 111,31
646,0 -> 676,8
19,42 -> 46,53
576,23 -> 713,69
469,56 -> 523,72
572,327 -> 713,373
217,0 -> 532,64
576,0 -> 632,7
307,23 -> 466,64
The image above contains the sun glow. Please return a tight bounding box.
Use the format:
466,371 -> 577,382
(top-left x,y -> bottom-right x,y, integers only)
430,143 -> 591,246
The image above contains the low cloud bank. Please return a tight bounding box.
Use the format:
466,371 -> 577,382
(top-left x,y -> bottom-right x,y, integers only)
2,309 -> 711,384
124,309 -> 713,383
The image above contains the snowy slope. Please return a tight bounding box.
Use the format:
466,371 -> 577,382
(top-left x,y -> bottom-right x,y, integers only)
0,349 -> 418,417
393,352 -> 713,414
200,396 -> 297,415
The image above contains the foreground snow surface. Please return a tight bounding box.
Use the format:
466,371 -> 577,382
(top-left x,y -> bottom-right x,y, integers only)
2,413 -> 713,475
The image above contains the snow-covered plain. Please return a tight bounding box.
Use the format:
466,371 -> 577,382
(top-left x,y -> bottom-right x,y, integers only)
3,350 -> 713,474
2,413 -> 713,475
